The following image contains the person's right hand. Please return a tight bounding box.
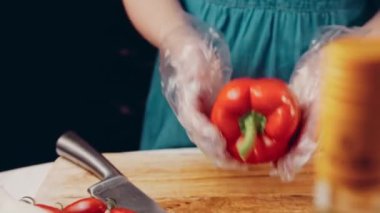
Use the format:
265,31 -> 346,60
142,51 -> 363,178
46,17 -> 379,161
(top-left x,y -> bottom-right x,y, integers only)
158,15 -> 246,169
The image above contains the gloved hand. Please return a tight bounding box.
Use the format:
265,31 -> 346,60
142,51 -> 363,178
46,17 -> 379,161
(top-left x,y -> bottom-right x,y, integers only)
159,15 -> 245,169
270,26 -> 369,181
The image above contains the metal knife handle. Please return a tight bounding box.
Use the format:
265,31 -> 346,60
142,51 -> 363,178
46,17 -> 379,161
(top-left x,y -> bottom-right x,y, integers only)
56,131 -> 122,180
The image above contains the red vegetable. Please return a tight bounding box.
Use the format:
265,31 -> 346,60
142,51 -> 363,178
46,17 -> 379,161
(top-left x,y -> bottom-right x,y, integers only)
20,196 -> 62,213
211,78 -> 301,163
63,197 -> 106,213
35,204 -> 62,213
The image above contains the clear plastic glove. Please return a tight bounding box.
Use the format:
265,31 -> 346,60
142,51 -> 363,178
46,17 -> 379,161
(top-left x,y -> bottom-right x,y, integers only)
271,25 -> 368,181
160,18 -> 373,180
159,15 -> 247,169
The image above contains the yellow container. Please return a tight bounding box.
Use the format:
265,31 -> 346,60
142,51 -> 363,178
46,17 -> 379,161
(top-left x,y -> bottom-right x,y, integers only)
314,36 -> 380,213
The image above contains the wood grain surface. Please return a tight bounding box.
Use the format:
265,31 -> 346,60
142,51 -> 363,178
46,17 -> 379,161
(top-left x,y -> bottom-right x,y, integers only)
36,148 -> 314,213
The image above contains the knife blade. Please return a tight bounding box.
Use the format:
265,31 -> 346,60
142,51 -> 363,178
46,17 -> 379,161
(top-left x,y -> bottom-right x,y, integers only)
56,131 -> 166,213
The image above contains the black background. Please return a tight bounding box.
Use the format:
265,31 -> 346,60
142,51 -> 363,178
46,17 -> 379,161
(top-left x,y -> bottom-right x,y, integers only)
2,0 -> 156,171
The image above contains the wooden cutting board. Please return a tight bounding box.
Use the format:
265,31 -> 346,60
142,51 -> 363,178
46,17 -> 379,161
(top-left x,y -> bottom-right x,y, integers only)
36,148 -> 314,213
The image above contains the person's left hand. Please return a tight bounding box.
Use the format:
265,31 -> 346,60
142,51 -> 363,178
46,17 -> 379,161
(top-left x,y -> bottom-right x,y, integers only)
270,26 -> 362,181
271,25 -> 380,181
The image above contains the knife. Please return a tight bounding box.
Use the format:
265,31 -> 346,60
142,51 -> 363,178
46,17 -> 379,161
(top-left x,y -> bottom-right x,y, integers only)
56,131 -> 166,213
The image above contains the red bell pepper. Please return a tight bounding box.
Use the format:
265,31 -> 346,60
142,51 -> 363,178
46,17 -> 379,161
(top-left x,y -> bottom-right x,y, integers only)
211,78 -> 301,164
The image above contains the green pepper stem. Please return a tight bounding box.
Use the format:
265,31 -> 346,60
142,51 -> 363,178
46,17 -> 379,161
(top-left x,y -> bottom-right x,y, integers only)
237,112 -> 266,161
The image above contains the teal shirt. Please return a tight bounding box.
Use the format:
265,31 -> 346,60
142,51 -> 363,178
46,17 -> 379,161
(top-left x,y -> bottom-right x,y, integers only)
140,0 -> 378,150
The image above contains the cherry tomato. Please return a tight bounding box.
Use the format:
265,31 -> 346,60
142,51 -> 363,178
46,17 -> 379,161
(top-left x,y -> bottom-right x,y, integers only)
110,207 -> 135,213
35,204 -> 62,213
63,197 -> 107,213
